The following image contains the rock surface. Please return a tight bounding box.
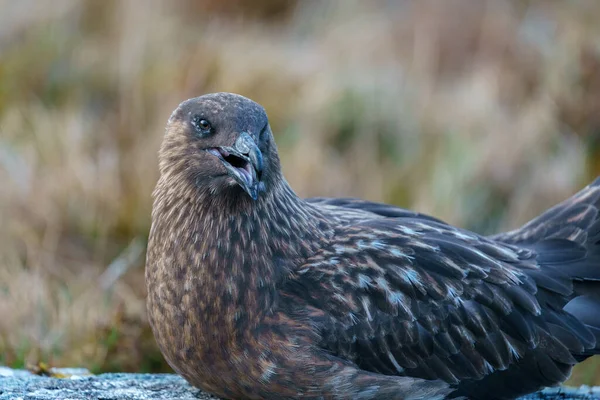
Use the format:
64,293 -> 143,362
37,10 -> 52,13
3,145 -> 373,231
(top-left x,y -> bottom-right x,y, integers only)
0,368 -> 217,400
0,367 -> 599,399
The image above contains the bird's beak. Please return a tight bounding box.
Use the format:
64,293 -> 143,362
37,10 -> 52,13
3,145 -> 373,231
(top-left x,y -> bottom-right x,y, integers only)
207,132 -> 264,200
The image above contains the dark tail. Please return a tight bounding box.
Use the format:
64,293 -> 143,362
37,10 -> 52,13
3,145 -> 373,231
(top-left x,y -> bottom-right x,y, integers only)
492,177 -> 600,358
490,177 -> 600,248
453,179 -> 600,399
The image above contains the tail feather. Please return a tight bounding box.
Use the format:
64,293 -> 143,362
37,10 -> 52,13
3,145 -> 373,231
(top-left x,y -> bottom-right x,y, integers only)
564,295 -> 600,359
454,179 -> 600,399
492,178 -> 600,288
491,177 -> 600,246
564,296 -> 600,329
492,177 -> 600,358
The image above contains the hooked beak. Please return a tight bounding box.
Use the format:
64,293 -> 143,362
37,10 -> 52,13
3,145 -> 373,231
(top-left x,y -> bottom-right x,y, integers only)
207,132 -> 264,200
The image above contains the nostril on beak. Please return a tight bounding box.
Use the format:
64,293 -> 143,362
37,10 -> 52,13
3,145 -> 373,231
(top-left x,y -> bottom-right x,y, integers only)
234,132 -> 254,155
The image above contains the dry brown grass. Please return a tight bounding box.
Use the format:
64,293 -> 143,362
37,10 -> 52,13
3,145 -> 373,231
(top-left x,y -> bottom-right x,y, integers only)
1,0 -> 599,384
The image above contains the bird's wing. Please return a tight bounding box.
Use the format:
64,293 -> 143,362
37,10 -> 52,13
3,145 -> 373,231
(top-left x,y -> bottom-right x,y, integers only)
489,178 -> 600,245
282,217 -> 594,387
308,178 -> 600,246
307,197 -> 447,224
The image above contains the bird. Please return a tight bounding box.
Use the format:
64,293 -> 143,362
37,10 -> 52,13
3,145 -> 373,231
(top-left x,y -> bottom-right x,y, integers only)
145,92 -> 600,400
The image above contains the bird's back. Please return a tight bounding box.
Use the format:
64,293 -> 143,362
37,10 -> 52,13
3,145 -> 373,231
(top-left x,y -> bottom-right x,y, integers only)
296,179 -> 600,399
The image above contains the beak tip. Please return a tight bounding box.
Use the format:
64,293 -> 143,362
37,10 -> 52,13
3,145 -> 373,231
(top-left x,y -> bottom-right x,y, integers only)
228,132 -> 265,200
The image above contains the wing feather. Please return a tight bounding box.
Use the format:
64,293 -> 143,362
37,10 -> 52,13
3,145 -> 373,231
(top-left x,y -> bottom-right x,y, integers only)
282,217 -> 595,390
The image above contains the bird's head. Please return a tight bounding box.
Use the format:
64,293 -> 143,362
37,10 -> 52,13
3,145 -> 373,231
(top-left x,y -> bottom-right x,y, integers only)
160,93 -> 280,201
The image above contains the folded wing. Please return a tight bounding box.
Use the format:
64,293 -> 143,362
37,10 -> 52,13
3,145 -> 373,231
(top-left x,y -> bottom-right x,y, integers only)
283,217 -> 596,399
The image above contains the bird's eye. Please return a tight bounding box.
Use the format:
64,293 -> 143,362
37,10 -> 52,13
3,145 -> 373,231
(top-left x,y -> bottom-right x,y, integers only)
191,116 -> 212,135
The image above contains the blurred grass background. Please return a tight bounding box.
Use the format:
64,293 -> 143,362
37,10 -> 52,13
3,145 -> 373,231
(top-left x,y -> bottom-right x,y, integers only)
1,0 -> 600,385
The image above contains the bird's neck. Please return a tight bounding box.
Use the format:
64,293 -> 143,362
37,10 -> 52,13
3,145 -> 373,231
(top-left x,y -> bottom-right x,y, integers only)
148,174 -> 332,312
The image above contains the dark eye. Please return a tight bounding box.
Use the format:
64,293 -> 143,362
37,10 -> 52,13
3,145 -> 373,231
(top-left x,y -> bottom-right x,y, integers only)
191,116 -> 212,135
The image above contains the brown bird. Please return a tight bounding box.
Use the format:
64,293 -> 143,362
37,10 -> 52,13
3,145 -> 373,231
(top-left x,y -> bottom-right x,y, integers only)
146,93 -> 600,400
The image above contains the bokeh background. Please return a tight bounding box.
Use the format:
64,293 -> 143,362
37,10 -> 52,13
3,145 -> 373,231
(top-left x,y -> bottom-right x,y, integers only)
1,0 -> 600,385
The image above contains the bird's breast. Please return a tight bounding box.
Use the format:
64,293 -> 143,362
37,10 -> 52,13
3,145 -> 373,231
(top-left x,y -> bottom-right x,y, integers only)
145,246 -> 283,387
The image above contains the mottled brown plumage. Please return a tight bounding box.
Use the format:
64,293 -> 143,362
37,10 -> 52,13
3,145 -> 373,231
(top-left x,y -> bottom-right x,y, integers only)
146,93 -> 600,400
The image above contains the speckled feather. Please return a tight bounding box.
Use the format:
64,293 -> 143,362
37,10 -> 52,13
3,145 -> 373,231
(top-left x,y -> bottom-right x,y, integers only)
299,187 -> 600,399
146,93 -> 600,400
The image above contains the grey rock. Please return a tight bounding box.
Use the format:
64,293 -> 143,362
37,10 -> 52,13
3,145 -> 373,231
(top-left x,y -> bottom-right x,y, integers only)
0,369 -> 598,399
0,367 -> 33,379
0,371 -> 218,400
